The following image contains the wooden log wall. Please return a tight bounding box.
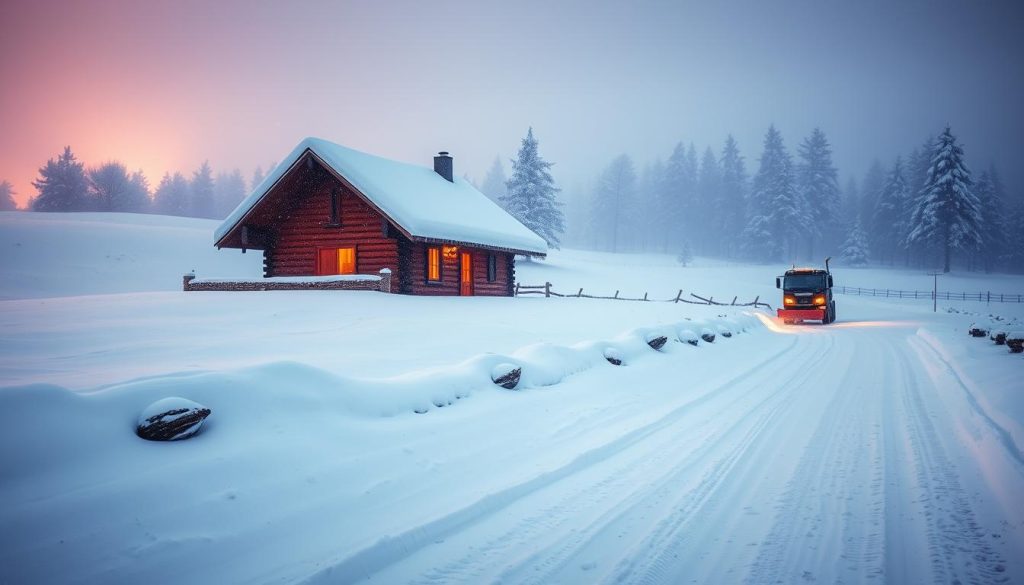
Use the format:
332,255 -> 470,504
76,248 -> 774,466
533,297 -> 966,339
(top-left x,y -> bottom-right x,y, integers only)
268,175 -> 399,278
401,241 -> 512,296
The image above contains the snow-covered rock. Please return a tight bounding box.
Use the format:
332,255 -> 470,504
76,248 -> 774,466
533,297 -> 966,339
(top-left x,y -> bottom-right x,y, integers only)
136,397 -> 211,441
701,328 -> 716,343
491,363 -> 522,390
646,335 -> 668,351
603,348 -> 623,366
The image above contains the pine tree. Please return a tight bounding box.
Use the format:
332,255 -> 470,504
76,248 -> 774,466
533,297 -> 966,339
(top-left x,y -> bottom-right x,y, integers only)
88,161 -> 149,212
870,157 -> 910,265
0,180 -> 17,211
682,143 -> 700,240
662,143 -> 690,252
153,172 -> 191,216
718,135 -> 747,258
1004,198 -> 1024,273
31,146 -> 90,211
189,161 -> 216,218
796,128 -> 841,258
743,125 -> 800,261
127,170 -> 151,213
906,126 -> 981,273
251,166 -> 266,191
841,177 -> 859,231
696,146 -> 721,254
502,128 -> 565,249
213,169 -> 247,218
840,220 -> 870,266
638,159 -> 666,252
972,169 -> 1006,272
480,156 -> 508,204
859,160 -> 885,236
590,154 -> 635,252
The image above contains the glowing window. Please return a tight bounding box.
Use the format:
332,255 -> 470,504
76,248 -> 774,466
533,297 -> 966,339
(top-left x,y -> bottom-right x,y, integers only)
427,247 -> 441,282
337,247 -> 356,275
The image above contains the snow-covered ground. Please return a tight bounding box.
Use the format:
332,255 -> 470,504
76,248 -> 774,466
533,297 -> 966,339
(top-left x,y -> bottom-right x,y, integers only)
1,212 -> 1023,584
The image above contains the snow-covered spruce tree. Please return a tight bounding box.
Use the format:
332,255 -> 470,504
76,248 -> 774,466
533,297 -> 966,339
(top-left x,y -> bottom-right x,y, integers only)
718,135 -> 748,258
677,240 -> 694,267
796,128 -> 841,258
638,159 -> 666,252
742,125 -> 801,262
31,146 -> 90,211
589,154 -> 635,253
662,143 -> 690,252
902,139 -> 935,266
0,180 -> 17,211
840,220 -> 870,266
480,156 -> 508,204
972,169 -> 1006,273
859,160 -> 885,241
840,177 -> 859,231
502,128 -> 565,249
213,169 -> 247,219
696,147 -> 721,255
88,161 -> 149,212
1004,198 -> 1024,273
153,172 -> 191,216
189,161 -> 216,219
251,166 -> 265,191
906,126 -> 981,273
870,157 -> 909,265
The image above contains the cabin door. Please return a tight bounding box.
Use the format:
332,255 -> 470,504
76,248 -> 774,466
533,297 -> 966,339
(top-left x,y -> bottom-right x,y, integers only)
459,252 -> 473,296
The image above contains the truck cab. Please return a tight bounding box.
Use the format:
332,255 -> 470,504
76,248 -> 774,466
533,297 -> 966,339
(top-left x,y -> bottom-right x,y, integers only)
776,264 -> 836,324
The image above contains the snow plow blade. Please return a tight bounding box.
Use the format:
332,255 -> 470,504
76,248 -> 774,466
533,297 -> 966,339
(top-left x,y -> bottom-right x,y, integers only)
777,308 -> 826,322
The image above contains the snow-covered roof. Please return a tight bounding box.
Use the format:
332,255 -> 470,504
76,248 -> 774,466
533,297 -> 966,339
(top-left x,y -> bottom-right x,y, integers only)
215,137 -> 547,256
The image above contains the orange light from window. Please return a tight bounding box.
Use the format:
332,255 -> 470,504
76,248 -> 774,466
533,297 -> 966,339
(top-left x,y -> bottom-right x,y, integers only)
428,247 -> 441,281
442,245 -> 458,261
337,248 -> 356,274
813,295 -> 826,305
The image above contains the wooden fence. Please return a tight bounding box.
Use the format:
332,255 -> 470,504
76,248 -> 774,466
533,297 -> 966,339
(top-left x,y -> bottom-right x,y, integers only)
835,286 -> 1024,303
515,282 -> 773,311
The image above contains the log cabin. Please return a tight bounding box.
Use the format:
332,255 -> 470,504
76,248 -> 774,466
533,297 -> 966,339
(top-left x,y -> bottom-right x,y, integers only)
214,137 -> 547,296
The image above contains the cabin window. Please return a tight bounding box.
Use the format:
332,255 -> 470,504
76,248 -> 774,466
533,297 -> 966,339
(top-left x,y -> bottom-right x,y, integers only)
326,188 -> 341,227
487,253 -> 497,282
337,247 -> 355,274
317,247 -> 356,275
426,246 -> 441,282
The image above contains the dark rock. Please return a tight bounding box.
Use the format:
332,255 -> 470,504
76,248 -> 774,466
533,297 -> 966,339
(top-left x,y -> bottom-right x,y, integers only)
677,329 -> 699,346
136,397 -> 211,441
647,335 -> 668,351
701,328 -> 716,343
992,331 -> 1007,345
492,364 -> 522,390
969,323 -> 989,337
1007,333 -> 1024,353
604,348 -> 623,366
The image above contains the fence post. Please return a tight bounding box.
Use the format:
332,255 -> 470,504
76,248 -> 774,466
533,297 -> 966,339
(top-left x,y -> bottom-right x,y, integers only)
614,290 -> 619,299
675,289 -> 682,303
577,288 -> 583,297
643,292 -> 648,301
515,283 -> 520,296
731,296 -> 738,305
544,282 -> 551,298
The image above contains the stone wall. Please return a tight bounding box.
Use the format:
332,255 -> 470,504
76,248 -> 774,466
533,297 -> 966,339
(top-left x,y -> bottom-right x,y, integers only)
184,269 -> 392,293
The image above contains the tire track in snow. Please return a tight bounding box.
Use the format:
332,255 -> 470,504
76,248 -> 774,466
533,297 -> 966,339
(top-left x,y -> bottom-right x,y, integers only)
745,328 -> 888,584
299,333 -> 809,585
893,343 -> 1009,584
404,334 -> 831,585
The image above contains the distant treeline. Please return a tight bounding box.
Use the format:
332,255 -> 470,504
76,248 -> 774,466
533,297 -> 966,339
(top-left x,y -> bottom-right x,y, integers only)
2,146 -> 275,220
512,125 -> 1020,274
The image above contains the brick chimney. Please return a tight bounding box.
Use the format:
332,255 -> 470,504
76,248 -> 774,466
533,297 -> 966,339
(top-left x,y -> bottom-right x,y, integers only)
433,151 -> 453,182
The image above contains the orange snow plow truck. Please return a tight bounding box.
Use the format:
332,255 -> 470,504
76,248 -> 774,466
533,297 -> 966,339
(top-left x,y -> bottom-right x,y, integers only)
776,258 -> 836,324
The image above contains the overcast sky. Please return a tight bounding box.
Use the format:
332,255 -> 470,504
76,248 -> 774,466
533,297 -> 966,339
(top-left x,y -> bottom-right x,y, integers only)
2,0 -> 1022,207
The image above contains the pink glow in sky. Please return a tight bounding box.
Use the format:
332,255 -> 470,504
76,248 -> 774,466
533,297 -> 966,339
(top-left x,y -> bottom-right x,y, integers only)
2,0 -> 1022,208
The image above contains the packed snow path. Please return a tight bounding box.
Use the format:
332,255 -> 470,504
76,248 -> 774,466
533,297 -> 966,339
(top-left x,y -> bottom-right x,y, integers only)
304,318 -> 1019,585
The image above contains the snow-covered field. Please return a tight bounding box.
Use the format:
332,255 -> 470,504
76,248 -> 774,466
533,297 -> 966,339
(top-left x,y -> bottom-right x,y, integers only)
1,212 -> 1023,584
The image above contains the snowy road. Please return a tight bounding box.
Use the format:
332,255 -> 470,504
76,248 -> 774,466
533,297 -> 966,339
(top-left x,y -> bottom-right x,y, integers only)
304,312 -> 1020,585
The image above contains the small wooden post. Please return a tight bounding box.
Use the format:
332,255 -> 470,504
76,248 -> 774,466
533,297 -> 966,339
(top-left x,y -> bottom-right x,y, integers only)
544,282 -> 551,298
643,292 -> 648,301
614,290 -> 619,299
731,296 -> 737,305
515,283 -> 520,296
675,290 -> 682,303
577,288 -> 583,297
